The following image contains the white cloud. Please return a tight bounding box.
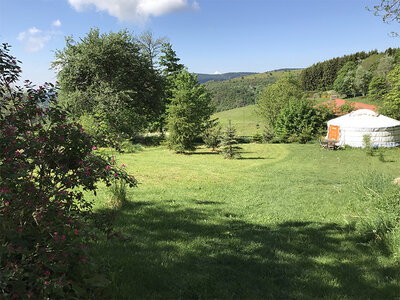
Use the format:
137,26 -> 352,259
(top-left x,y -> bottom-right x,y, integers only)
17,32 -> 26,41
68,0 -> 199,22
26,36 -> 51,53
29,27 -> 41,35
52,19 -> 62,27
17,21 -> 62,53
213,71 -> 221,75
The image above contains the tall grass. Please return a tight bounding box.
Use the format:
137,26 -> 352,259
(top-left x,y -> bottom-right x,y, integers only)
353,173 -> 400,260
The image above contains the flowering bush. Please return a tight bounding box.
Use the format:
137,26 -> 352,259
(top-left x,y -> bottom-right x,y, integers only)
0,43 -> 137,299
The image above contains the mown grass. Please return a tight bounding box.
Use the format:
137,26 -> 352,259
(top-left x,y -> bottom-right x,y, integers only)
213,105 -> 262,136
89,144 -> 400,299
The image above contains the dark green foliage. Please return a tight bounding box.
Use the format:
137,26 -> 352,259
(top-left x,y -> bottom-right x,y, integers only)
166,70 -> 213,153
274,97 -> 321,143
333,61 -> 357,96
299,50 -> 379,91
154,42 -> 185,134
202,119 -> 221,151
52,28 -> 163,137
159,42 -> 185,77
381,63 -> 400,119
368,76 -> 388,101
220,121 -> 241,159
252,131 -> 264,143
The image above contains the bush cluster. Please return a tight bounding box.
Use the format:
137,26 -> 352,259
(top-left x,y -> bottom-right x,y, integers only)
0,43 -> 137,299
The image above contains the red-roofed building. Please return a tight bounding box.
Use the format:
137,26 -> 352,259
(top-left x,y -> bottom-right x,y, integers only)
314,99 -> 377,115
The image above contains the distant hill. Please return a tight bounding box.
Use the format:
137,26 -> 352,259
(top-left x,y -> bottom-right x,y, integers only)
196,72 -> 258,84
204,69 -> 302,112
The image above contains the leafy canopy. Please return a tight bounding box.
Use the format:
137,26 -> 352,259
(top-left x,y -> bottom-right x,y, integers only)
52,28 -> 163,137
256,73 -> 304,130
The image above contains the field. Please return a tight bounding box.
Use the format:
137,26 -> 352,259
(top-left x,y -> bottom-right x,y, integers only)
90,144 -> 400,299
213,104 -> 262,136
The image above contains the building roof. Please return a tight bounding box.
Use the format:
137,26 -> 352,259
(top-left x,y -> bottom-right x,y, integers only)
327,109 -> 400,129
315,99 -> 377,115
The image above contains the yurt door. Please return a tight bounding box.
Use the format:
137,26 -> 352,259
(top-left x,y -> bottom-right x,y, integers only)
328,125 -> 340,141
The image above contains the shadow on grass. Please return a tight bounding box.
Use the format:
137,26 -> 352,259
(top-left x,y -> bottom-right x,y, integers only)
184,151 -> 220,155
92,202 -> 399,299
237,157 -> 266,160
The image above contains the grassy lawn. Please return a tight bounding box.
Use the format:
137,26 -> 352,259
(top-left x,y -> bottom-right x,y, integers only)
90,144 -> 400,299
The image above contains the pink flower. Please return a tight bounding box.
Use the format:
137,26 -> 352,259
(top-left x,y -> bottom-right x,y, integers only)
81,257 -> 86,263
120,164 -> 126,168
44,270 -> 51,276
44,281 -> 50,286
74,229 -> 79,235
8,246 -> 14,251
106,165 -> 111,170
92,146 -> 97,150
1,188 -> 10,193
17,227 -> 22,233
113,173 -> 118,178
59,136 -> 65,141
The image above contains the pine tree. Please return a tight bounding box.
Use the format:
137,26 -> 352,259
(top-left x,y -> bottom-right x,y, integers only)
166,70 -> 213,153
220,121 -> 241,159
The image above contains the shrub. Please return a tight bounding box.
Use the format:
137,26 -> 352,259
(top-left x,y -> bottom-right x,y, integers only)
203,119 -> 221,151
362,134 -> 374,156
252,131 -> 264,143
220,121 -> 241,159
274,97 -> 321,143
0,43 -> 137,299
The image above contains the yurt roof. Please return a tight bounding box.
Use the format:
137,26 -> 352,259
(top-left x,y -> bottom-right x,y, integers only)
327,109 -> 400,129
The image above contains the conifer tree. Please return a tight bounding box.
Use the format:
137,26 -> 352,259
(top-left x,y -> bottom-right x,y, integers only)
220,121 -> 242,159
166,70 -> 213,153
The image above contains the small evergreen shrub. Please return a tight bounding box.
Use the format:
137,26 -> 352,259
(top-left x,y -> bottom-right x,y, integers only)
203,120 -> 221,151
252,131 -> 264,143
220,121 -> 241,159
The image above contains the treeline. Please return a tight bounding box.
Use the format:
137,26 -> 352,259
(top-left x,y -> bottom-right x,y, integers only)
299,48 -> 399,91
204,70 -> 299,112
52,28 -> 214,152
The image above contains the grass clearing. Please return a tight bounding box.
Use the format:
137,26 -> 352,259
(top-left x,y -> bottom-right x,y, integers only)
213,105 -> 262,136
90,144 -> 400,299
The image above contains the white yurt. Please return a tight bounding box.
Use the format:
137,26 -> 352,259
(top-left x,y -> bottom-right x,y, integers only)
326,109 -> 400,148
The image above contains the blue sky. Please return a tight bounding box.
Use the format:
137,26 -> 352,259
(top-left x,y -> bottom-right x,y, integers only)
1,0 -> 399,85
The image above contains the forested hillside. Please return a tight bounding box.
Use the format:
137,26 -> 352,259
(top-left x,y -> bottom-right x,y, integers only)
204,69 -> 301,112
299,48 -> 399,91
